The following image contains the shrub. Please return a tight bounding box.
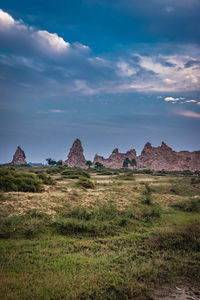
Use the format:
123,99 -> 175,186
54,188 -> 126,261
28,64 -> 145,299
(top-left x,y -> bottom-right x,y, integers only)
171,198 -> 200,212
61,169 -> 90,179
37,171 -> 55,185
77,177 -> 95,189
0,169 -> 43,192
116,173 -> 135,181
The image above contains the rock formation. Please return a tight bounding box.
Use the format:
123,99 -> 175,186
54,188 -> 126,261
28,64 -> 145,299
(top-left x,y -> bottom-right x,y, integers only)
93,141 -> 200,171
11,146 -> 27,165
137,141 -> 200,171
65,138 -> 87,168
93,148 -> 137,169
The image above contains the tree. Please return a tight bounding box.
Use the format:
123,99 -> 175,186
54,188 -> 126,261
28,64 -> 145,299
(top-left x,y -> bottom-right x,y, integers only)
94,162 -> 104,169
130,158 -> 137,167
86,160 -> 93,169
123,157 -> 131,168
46,158 -> 57,166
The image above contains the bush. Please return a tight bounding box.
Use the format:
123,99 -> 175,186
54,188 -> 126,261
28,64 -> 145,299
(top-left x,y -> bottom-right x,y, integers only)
191,177 -> 200,185
77,177 -> 95,189
171,198 -> 200,212
116,173 -> 136,181
61,169 -> 90,179
0,169 -> 43,192
37,171 -> 55,185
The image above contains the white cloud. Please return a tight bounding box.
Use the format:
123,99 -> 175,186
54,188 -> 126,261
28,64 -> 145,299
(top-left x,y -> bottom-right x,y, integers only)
179,110 -> 200,118
197,102 -> 200,105
185,99 -> 197,103
49,109 -> 64,113
0,9 -> 15,27
131,53 -> 200,92
164,97 -> 181,102
117,60 -> 136,77
36,30 -> 70,52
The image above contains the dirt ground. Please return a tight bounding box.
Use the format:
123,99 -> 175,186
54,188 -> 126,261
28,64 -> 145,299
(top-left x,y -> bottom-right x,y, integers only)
154,286 -> 200,300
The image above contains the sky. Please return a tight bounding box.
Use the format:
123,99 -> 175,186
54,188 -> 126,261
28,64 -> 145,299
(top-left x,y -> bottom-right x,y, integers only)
0,0 -> 200,163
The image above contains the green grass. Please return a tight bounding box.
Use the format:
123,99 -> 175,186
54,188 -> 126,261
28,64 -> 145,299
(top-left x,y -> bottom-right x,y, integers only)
0,171 -> 200,299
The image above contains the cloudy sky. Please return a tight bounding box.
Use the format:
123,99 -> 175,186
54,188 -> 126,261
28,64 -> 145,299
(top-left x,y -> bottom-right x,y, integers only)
0,0 -> 200,163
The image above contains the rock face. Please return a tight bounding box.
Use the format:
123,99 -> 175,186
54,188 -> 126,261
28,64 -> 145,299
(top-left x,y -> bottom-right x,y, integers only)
65,138 -> 86,168
137,142 -> 200,171
11,146 -> 27,165
93,148 -> 137,169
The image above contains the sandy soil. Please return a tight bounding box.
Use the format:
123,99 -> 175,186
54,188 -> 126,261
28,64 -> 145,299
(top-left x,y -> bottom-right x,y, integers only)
154,286 -> 200,300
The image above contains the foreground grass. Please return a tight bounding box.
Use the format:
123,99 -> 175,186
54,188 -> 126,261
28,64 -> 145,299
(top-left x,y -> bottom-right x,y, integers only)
0,170 -> 200,299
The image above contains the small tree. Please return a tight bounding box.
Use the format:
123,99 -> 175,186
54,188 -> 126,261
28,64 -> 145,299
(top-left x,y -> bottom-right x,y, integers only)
130,158 -> 137,167
86,160 -> 93,169
94,162 -> 104,169
46,158 -> 57,166
123,157 -> 131,168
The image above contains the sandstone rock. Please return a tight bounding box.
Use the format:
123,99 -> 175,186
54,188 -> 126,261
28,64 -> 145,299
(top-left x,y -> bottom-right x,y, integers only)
137,141 -> 200,171
65,138 -> 87,168
93,148 -> 137,169
11,146 -> 27,165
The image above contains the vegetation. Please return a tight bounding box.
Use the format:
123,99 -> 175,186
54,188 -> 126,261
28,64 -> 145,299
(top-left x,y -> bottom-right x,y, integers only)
0,168 -> 43,192
0,168 -> 200,299
94,161 -> 105,169
86,160 -> 93,168
123,157 -> 131,168
77,176 -> 95,189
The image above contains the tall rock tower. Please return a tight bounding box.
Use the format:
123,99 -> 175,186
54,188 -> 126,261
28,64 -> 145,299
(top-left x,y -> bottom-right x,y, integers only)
65,138 -> 86,168
11,146 -> 27,165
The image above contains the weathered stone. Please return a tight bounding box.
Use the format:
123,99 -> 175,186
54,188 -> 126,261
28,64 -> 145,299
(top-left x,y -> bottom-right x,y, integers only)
11,146 -> 27,165
93,148 -> 137,169
137,141 -> 200,171
65,138 -> 87,168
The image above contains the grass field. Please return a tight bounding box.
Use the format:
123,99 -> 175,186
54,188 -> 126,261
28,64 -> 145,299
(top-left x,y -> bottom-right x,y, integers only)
0,167 -> 200,299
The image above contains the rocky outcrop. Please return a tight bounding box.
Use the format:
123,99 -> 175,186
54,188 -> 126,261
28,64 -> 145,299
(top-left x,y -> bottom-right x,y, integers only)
92,141 -> 200,171
137,141 -> 200,171
65,138 -> 87,168
11,146 -> 27,165
93,148 -> 137,169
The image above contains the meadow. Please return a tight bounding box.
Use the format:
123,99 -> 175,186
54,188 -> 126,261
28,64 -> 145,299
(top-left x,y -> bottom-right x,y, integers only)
0,166 -> 200,299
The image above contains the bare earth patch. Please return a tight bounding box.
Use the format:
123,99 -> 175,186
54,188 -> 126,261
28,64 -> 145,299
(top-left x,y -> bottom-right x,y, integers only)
154,286 -> 200,300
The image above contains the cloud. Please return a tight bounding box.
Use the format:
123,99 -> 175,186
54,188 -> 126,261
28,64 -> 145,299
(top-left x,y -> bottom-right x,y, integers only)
179,110 -> 200,119
197,102 -> 200,105
35,31 -> 70,53
49,109 -> 65,113
164,97 -> 181,102
0,9 -> 200,99
0,9 -> 15,27
185,100 -> 197,103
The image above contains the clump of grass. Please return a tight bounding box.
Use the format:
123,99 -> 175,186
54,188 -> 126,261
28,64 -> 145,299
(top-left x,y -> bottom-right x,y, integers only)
0,210 -> 51,239
171,198 -> 200,212
37,171 -> 55,185
150,221 -> 200,251
191,177 -> 200,185
0,168 -> 43,192
143,183 -> 153,205
61,169 -> 90,179
77,177 -> 95,189
170,185 -> 180,195
116,173 -> 136,181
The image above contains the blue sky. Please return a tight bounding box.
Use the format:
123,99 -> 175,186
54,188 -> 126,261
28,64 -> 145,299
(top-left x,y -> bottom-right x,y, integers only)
0,0 -> 200,163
